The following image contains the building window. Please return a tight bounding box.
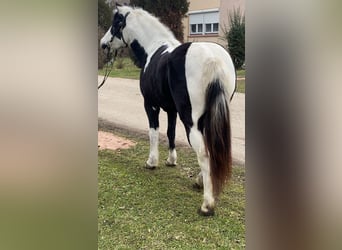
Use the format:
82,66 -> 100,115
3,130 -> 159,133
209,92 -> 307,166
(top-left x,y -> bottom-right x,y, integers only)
213,23 -> 219,32
191,24 -> 197,33
189,10 -> 219,35
191,23 -> 204,34
198,24 -> 203,33
205,23 -> 212,33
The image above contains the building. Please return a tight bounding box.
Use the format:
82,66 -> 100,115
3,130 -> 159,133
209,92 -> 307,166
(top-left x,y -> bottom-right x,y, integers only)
183,0 -> 245,46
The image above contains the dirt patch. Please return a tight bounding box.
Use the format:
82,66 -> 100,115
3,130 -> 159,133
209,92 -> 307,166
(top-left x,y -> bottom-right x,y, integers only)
98,131 -> 136,151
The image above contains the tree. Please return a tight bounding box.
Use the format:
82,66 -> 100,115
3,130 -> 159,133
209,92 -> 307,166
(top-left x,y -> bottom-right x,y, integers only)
223,8 -> 245,69
98,0 -> 112,31
98,0 -> 113,69
130,0 -> 189,42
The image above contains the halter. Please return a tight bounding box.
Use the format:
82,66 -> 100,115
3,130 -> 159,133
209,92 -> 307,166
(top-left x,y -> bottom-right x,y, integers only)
98,11 -> 130,90
110,12 -> 130,47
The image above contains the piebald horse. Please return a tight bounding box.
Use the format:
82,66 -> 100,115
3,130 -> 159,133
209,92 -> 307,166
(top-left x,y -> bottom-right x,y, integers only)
100,5 -> 236,216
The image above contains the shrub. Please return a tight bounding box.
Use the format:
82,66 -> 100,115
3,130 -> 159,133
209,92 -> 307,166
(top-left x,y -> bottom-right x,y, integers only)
130,0 -> 189,42
116,59 -> 124,69
98,0 -> 112,30
98,0 -> 112,69
224,8 -> 245,70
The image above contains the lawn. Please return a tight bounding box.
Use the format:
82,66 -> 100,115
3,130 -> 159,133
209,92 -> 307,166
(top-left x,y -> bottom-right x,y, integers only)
236,79 -> 245,94
98,57 -> 246,94
98,131 -> 245,249
236,69 -> 245,78
98,57 -> 140,80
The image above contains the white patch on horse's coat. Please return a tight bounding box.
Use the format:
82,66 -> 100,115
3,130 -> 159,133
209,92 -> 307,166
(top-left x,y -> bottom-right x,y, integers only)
152,106 -> 157,111
184,43 -> 235,212
121,7 -> 180,51
100,28 -> 112,47
145,45 -> 175,72
185,43 -> 235,125
146,128 -> 159,167
166,148 -> 177,165
115,7 -> 181,72
189,128 -> 215,210
162,46 -> 176,54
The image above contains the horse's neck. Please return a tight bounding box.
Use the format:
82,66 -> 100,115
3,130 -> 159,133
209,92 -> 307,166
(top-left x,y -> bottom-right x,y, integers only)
128,15 -> 180,56
133,34 -> 180,58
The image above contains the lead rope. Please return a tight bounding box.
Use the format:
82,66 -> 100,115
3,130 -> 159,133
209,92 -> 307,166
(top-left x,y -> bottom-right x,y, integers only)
98,49 -> 118,90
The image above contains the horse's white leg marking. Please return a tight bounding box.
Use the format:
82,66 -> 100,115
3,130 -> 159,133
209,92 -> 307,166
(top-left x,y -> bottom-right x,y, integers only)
189,127 -> 215,212
166,148 -> 177,166
146,128 -> 159,167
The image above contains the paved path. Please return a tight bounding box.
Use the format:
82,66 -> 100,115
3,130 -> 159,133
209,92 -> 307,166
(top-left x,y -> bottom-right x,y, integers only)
98,77 -> 245,165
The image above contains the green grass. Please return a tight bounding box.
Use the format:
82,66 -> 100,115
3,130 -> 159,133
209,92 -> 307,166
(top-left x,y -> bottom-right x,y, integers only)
98,132 -> 245,249
236,70 -> 245,94
236,79 -> 245,94
236,69 -> 245,78
99,58 -> 245,93
98,57 -> 140,79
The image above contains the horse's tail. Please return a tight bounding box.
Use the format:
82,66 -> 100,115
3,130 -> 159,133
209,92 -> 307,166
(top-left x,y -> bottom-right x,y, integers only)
201,79 -> 232,197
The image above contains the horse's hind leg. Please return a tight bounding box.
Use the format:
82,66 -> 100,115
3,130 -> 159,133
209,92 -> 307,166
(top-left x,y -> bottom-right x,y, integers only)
144,102 -> 160,169
189,127 -> 215,216
166,111 -> 177,166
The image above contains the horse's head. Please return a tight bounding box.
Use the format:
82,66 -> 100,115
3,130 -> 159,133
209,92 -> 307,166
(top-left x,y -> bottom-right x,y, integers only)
100,6 -> 131,50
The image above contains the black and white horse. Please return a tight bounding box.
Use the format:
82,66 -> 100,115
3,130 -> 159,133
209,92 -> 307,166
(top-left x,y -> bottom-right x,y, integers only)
100,5 -> 236,216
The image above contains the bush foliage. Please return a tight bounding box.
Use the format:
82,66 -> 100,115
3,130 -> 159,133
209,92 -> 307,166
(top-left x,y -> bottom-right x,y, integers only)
98,0 -> 113,69
130,0 -> 189,42
224,8 -> 245,69
98,0 -> 112,31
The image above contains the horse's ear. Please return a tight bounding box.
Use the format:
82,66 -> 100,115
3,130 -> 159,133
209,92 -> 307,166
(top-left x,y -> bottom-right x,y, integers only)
114,2 -> 123,13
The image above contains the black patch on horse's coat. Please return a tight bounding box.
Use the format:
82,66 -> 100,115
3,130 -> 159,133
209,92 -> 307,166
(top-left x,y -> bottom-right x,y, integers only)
198,114 -> 205,134
140,45 -> 172,131
139,42 -> 193,145
111,12 -> 124,39
144,102 -> 160,129
130,39 -> 147,68
140,45 -> 172,110
167,43 -> 193,142
166,111 -> 177,149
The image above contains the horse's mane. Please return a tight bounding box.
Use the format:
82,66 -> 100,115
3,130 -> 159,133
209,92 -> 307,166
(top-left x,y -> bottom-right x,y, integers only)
120,6 -> 179,43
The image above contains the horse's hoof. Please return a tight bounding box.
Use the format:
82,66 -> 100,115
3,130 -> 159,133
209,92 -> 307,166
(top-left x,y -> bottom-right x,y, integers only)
165,160 -> 177,167
197,206 -> 215,216
145,163 -> 156,170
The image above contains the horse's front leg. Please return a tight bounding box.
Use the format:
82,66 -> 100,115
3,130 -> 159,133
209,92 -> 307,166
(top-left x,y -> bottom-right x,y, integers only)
144,102 -> 160,169
166,110 -> 177,166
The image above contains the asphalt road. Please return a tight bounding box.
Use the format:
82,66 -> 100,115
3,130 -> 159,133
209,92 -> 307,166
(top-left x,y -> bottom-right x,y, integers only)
98,77 -> 245,166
